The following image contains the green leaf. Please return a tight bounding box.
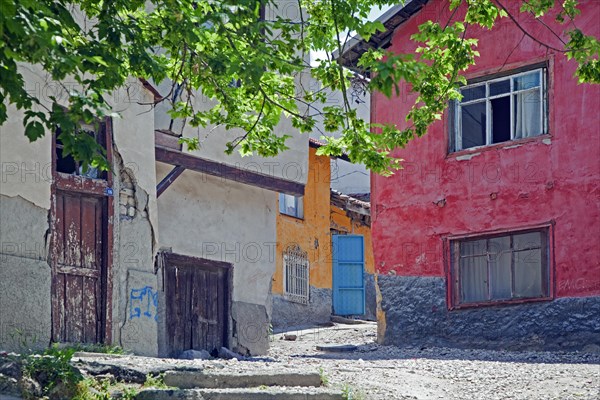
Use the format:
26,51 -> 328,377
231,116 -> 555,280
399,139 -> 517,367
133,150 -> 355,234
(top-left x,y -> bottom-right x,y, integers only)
24,121 -> 45,142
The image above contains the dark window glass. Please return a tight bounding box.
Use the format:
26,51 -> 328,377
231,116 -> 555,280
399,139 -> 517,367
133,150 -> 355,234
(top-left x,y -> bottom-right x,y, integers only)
461,102 -> 486,149
56,144 -> 78,174
490,79 -> 510,96
491,96 -> 511,143
460,85 -> 486,102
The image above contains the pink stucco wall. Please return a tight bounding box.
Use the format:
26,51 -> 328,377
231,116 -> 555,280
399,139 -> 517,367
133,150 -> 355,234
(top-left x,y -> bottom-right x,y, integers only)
371,0 -> 600,298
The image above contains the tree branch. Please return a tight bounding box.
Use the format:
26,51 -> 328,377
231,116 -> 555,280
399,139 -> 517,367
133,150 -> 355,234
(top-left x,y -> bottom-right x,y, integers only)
493,0 -> 567,53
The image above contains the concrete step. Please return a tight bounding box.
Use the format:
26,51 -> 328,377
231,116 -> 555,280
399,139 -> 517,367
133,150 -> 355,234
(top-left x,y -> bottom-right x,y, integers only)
163,370 -> 322,389
136,387 -> 344,400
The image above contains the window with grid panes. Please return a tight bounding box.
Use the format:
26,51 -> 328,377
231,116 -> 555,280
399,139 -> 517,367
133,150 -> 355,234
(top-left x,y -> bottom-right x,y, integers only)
451,67 -> 547,152
450,229 -> 550,307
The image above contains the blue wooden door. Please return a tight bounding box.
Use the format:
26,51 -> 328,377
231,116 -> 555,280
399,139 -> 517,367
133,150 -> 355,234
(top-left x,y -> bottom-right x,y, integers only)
332,235 -> 365,316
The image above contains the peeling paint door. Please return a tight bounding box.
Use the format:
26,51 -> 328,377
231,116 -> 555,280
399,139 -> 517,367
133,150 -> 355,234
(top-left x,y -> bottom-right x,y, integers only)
165,254 -> 230,357
332,235 -> 365,316
51,191 -> 107,343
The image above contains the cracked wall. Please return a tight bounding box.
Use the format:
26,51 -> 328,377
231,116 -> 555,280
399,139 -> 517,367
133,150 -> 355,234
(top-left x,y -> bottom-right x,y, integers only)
0,63 -> 161,355
0,66 -> 54,351
109,87 -> 160,356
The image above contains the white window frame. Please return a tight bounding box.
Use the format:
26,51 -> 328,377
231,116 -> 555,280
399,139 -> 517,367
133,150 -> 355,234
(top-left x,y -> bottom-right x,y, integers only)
279,193 -> 304,219
283,246 -> 309,305
454,67 -> 547,151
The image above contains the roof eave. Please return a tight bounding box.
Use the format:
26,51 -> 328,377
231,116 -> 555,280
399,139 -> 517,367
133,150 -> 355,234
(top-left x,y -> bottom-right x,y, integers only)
337,0 -> 429,73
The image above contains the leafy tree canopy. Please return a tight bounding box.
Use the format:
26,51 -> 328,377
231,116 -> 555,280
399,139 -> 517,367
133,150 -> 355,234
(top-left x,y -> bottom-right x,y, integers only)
0,0 -> 598,174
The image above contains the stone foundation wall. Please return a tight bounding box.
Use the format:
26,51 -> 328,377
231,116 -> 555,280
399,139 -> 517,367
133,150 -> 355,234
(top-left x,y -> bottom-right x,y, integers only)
0,195 -> 51,352
272,287 -> 332,331
378,275 -> 600,351
364,273 -> 377,321
231,301 -> 270,356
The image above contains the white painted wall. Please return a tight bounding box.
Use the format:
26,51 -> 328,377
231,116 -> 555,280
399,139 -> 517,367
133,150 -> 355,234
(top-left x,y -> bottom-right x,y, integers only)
307,74 -> 371,195
0,65 -> 56,210
156,162 -> 277,307
153,83 -> 308,186
152,2 -> 310,188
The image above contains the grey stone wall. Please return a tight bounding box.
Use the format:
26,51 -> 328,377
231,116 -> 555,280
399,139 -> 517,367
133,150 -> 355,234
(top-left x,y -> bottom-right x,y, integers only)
272,287 -> 332,331
378,275 -> 600,351
231,301 -> 270,355
364,273 -> 377,321
0,195 -> 51,352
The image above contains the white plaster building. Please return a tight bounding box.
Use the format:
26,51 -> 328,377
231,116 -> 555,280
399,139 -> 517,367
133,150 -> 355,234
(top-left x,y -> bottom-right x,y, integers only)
0,64 -> 307,358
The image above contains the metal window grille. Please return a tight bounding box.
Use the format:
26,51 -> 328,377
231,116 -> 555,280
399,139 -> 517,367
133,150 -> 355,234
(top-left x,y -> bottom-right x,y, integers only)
283,245 -> 309,304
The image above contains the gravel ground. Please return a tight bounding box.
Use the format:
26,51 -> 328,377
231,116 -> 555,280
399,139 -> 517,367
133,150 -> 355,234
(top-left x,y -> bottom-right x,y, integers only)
66,322 -> 600,400
267,322 -> 600,400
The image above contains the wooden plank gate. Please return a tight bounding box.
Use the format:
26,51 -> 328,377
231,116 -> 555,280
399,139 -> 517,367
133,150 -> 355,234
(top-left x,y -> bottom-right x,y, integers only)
164,253 -> 231,357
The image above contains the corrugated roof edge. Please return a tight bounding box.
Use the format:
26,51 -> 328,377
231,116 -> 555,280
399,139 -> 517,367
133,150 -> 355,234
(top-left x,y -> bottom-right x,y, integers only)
336,0 -> 429,73
331,189 -> 371,226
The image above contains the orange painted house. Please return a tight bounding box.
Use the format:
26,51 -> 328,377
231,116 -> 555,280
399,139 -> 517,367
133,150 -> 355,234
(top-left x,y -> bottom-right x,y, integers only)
271,140 -> 375,329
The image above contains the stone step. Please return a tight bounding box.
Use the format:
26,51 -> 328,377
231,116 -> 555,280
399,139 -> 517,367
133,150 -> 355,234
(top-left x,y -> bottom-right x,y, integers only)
136,387 -> 344,400
163,370 -> 322,389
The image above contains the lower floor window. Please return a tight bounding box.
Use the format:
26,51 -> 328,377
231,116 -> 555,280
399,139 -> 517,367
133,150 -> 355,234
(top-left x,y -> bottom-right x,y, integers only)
450,228 -> 549,307
284,245 -> 309,304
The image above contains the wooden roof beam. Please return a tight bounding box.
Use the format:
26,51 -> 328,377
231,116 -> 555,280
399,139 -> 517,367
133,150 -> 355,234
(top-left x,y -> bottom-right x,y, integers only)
156,165 -> 186,198
155,145 -> 305,197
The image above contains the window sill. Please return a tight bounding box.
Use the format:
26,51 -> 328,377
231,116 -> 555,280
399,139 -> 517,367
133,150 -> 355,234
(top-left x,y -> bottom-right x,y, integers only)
280,213 -> 304,222
449,295 -> 553,311
447,134 -> 552,160
283,293 -> 309,305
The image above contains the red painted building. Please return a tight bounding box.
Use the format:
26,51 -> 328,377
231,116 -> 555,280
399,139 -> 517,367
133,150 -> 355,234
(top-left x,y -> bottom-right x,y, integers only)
342,0 -> 600,350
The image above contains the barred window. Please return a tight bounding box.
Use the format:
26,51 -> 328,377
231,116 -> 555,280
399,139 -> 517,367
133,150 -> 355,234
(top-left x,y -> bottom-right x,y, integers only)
283,245 -> 309,304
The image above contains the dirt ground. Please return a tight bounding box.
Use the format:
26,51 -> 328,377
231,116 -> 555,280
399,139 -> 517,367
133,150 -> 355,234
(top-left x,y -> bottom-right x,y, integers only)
268,322 -> 600,400
8,321 -> 595,400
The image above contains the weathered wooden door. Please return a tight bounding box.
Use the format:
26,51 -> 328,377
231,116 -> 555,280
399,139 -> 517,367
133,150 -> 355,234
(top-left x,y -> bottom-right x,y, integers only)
52,191 -> 107,343
51,119 -> 113,344
165,254 -> 230,357
332,235 -> 365,316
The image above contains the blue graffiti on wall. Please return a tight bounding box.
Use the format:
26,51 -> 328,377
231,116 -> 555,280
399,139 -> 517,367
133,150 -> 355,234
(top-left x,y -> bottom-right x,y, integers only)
129,286 -> 158,321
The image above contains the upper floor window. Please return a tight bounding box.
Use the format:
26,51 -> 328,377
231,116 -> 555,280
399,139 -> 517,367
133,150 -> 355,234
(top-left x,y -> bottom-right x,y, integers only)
55,122 -> 107,180
279,193 -> 304,219
450,228 -> 550,308
451,67 -> 547,152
